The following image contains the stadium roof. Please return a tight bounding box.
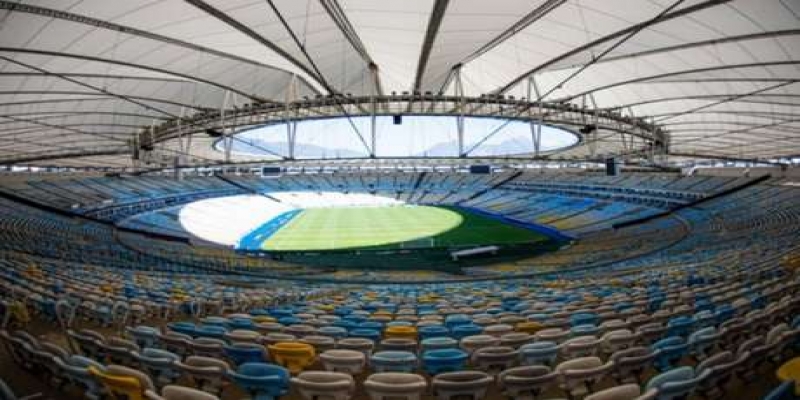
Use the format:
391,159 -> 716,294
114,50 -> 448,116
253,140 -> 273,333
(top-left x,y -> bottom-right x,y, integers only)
0,0 -> 797,168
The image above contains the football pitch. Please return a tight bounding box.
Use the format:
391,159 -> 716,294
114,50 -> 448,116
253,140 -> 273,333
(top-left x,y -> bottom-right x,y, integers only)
261,205 -> 548,251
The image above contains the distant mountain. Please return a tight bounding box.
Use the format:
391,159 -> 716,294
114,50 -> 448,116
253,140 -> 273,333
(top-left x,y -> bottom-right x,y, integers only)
415,137 -> 534,157
231,136 -> 536,158
232,139 -> 365,158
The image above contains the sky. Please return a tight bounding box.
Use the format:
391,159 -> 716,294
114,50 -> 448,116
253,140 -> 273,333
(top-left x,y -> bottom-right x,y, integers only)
222,115 -> 579,159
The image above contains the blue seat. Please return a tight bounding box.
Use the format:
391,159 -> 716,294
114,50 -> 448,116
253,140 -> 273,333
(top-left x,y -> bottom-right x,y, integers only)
645,366 -> 702,400
349,329 -> 381,342
202,317 -> 229,327
333,320 -> 359,330
278,316 -> 302,326
666,316 -> 694,337
386,321 -> 413,327
167,321 -> 196,336
126,326 -> 160,349
195,325 -> 227,339
370,351 -> 418,372
445,314 -> 472,329
224,343 -> 267,366
688,327 -> 718,359
358,321 -> 384,331
229,318 -> 256,330
452,324 -> 483,340
136,348 -> 181,385
570,313 -> 598,327
763,380 -> 795,400
419,325 -> 449,340
422,349 -> 469,374
421,337 -> 458,352
269,308 -> 295,318
651,336 -> 688,372
228,362 -> 290,400
344,314 -> 368,323
519,341 -> 559,366
714,305 -> 735,325
571,324 -> 599,337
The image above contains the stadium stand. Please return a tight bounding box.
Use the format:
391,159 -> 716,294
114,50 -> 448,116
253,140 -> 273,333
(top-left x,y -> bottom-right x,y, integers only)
1,1 -> 798,398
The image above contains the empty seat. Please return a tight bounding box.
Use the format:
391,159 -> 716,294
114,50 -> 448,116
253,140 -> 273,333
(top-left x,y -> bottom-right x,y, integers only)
423,349 -> 469,375
224,342 -> 266,366
471,346 -> 518,374
386,326 -> 418,340
175,356 -> 230,396
337,337 -> 374,356
556,356 -> 612,399
90,364 -> 156,400
319,349 -> 366,374
432,370 -> 493,400
609,346 -> 656,385
291,371 -> 355,400
645,366 -> 706,400
370,351 -> 418,373
460,335 -> 499,354
584,384 -> 642,400
364,372 -> 427,400
53,355 -> 106,400
498,365 -> 558,400
228,362 -> 290,400
421,337 -> 459,352
300,335 -> 337,353
651,336 -> 687,372
519,341 -> 559,366
380,338 -> 418,352
136,348 -> 181,387
144,385 -> 221,400
268,342 -> 315,374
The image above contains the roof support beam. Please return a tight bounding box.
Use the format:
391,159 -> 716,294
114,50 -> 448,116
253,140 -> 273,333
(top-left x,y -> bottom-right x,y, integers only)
0,55 -> 180,119
437,0 -> 566,94
560,61 -> 800,102
0,48 -> 268,104
0,0 -> 312,100
0,91 -> 210,111
656,81 -> 797,123
319,0 -> 383,96
494,0 -> 732,94
548,29 -> 800,73
413,0 -> 450,93
600,92 -> 800,112
667,152 -> 789,166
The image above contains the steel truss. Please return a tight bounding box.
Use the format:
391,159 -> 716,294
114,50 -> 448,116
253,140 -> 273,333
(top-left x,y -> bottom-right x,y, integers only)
140,94 -> 668,164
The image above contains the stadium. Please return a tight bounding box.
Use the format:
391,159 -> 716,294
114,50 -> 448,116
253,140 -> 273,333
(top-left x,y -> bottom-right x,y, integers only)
0,1 -> 798,399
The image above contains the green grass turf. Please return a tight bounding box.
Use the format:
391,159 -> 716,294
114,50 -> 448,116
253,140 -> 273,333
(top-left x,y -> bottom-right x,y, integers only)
261,205 -> 548,251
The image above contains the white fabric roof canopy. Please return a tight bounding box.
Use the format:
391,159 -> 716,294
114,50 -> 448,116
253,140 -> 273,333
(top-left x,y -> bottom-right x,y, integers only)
0,0 -> 797,166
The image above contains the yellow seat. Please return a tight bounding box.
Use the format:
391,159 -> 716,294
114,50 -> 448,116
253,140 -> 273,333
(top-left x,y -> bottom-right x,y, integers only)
252,315 -> 277,323
777,357 -> 800,395
268,342 -> 316,374
385,325 -> 417,340
516,321 -> 544,335
89,365 -> 155,400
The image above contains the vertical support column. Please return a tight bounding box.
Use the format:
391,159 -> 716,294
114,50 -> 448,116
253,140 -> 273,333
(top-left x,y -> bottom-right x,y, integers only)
369,66 -> 379,158
175,106 -> 186,180
220,90 -> 231,163
527,77 -> 542,158
132,131 -> 141,172
453,68 -> 466,157
285,74 -> 300,160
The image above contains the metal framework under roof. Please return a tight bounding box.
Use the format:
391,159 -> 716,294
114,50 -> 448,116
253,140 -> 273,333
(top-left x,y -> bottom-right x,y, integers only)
0,0 -> 796,169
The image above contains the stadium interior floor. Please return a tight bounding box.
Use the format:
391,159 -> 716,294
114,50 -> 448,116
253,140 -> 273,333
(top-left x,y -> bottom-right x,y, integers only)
2,316 -> 785,400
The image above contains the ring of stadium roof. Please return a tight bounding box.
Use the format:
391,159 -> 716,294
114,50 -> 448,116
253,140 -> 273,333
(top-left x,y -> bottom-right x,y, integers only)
0,0 -> 797,168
